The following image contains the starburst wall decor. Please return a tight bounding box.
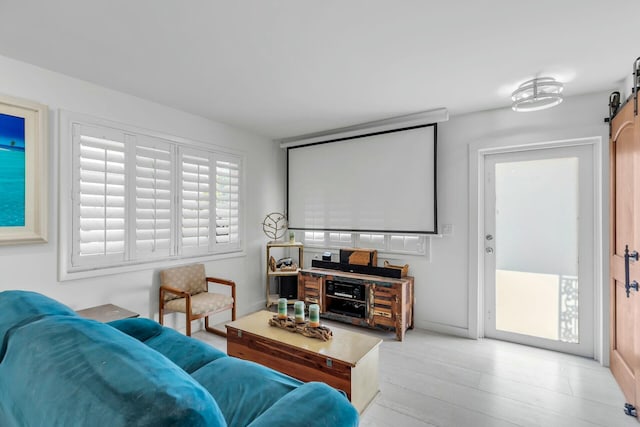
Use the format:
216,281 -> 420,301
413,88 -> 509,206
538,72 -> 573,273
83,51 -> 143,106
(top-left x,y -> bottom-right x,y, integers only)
262,212 -> 287,241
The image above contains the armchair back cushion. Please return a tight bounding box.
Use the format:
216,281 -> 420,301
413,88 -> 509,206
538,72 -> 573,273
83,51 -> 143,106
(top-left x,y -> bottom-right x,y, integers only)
160,264 -> 207,302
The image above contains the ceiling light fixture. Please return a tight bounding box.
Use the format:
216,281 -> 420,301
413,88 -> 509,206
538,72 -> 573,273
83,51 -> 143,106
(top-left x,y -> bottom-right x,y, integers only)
511,77 -> 564,112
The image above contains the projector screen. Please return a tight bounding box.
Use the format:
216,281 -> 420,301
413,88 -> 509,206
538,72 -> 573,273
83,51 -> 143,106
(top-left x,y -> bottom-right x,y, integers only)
287,124 -> 437,234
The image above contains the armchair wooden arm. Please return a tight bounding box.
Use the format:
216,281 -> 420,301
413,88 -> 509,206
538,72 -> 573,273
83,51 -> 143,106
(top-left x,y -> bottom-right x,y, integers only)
206,277 -> 236,321
160,285 -> 191,299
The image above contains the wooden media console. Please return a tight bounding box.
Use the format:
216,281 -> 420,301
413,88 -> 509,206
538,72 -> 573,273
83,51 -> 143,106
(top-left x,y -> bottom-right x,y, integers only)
298,268 -> 414,341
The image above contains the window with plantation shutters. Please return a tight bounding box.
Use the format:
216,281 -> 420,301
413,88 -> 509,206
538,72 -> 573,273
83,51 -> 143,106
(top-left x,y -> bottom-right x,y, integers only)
134,138 -> 174,259
179,150 -> 211,254
215,157 -> 240,247
64,116 -> 244,276
72,124 -> 127,266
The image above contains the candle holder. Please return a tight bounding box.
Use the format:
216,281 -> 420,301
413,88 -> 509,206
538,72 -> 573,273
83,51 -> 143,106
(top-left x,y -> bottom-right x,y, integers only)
294,301 -> 305,324
309,304 -> 320,327
277,298 -> 287,319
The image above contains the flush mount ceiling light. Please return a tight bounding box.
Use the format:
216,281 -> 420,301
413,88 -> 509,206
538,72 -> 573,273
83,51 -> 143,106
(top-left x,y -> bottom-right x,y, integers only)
511,77 -> 564,112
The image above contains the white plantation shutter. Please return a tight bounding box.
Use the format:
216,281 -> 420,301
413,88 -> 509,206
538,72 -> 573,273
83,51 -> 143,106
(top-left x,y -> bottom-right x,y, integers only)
72,124 -> 126,266
65,117 -> 244,275
134,138 -> 174,258
215,156 -> 240,248
180,149 -> 211,254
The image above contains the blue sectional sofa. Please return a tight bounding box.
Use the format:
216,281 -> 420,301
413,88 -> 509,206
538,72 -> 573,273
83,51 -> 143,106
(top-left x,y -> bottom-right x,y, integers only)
0,291 -> 359,427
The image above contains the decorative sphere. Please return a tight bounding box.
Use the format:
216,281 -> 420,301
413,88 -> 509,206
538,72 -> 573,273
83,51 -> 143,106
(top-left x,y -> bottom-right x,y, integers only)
262,212 -> 287,240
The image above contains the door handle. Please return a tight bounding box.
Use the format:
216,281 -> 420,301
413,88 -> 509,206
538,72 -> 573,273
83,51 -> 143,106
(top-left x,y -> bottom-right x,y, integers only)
624,245 -> 639,297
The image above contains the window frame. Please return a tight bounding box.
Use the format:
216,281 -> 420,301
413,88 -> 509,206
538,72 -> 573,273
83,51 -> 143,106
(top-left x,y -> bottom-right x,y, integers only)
298,230 -> 429,257
58,111 -> 245,281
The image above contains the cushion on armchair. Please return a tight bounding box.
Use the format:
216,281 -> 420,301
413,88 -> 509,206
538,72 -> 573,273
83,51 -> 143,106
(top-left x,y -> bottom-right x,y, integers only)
164,292 -> 234,314
160,263 -> 208,301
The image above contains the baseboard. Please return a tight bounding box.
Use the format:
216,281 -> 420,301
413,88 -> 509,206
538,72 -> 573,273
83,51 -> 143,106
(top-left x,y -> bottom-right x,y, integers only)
415,319 -> 471,339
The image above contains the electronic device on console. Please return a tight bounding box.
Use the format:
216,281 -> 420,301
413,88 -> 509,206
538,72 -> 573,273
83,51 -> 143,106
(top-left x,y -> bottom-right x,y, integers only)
325,279 -> 364,301
325,279 -> 367,318
276,257 -> 293,268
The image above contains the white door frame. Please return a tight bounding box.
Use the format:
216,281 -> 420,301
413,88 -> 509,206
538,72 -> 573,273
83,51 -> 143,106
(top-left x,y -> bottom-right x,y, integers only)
467,136 -> 605,363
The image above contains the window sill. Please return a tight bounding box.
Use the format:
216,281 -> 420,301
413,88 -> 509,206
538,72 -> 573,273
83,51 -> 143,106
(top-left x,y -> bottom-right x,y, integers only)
58,250 -> 246,282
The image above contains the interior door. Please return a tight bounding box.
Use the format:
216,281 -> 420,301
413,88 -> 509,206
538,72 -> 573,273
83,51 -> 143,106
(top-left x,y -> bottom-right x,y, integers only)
610,99 -> 640,413
484,144 -> 594,357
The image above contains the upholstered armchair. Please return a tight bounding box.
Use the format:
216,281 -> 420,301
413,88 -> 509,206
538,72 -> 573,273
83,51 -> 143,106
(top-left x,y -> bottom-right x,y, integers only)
159,263 -> 236,336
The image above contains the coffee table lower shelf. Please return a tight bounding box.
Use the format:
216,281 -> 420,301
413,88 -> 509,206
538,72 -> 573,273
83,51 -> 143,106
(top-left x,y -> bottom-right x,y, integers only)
226,310 -> 381,413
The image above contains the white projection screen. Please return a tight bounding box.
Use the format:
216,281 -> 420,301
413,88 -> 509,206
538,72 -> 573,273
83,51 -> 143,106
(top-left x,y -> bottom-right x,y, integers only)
287,124 -> 437,234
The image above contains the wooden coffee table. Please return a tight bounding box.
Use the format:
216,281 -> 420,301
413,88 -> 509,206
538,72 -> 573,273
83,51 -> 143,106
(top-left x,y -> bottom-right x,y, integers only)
226,310 -> 382,413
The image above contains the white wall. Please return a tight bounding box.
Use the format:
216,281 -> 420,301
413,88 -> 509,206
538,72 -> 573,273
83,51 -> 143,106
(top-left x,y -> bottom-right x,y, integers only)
0,52 -> 615,343
0,55 -> 284,331
366,91 -> 610,337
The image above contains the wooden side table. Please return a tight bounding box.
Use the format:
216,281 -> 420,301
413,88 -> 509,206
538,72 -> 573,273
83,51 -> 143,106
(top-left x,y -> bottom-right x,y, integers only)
76,304 -> 139,322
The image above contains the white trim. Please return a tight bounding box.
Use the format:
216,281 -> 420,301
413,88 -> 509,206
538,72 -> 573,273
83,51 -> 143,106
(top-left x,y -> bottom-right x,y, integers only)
298,231 -> 431,259
468,136 -> 604,362
60,250 -> 247,282
277,108 -> 448,148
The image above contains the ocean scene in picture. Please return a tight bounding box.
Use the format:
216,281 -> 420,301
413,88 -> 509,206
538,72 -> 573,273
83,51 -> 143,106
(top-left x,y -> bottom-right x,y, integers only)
0,112 -> 26,227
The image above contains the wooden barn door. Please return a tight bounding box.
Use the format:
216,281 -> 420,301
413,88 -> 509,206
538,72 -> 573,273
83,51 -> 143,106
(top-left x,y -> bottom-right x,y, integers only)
610,97 -> 640,416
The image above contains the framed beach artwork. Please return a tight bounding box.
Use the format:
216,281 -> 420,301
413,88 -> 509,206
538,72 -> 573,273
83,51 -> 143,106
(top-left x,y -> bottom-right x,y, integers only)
0,94 -> 48,245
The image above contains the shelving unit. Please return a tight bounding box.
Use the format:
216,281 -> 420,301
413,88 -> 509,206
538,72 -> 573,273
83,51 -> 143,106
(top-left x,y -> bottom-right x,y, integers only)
265,241 -> 304,308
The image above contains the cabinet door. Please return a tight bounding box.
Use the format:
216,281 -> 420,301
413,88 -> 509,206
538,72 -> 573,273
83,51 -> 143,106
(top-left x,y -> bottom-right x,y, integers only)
369,283 -> 398,328
298,273 -> 324,312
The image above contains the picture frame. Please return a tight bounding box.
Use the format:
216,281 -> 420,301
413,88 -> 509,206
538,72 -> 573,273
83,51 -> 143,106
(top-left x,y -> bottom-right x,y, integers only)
0,94 -> 48,245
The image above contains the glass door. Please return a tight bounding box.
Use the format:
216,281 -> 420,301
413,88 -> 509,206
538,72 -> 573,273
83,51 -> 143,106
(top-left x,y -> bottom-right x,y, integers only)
484,144 -> 594,356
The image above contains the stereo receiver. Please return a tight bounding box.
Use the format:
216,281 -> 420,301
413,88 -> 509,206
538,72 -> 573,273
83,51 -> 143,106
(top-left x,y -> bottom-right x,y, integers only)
325,280 -> 365,301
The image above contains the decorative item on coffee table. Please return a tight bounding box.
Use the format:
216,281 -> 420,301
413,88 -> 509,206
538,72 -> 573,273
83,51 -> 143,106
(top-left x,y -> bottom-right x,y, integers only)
268,314 -> 333,341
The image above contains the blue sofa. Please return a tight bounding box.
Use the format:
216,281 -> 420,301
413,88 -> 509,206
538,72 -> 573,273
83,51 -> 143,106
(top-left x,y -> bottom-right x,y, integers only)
0,291 -> 359,427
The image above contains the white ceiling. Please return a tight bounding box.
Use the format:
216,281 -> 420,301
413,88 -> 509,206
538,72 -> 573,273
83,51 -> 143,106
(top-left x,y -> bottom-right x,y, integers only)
0,1 -> 637,139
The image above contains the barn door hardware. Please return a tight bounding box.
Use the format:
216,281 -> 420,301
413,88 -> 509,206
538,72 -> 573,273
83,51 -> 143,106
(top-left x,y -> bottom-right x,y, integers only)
607,91 -> 621,137
634,57 -> 640,116
624,403 -> 637,417
624,245 -> 639,297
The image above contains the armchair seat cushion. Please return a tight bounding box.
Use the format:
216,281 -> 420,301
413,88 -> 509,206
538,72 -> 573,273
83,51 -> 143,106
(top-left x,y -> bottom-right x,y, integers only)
164,292 -> 234,315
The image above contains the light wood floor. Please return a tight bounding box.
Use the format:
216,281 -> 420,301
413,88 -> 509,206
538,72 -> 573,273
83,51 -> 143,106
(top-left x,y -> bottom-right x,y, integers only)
194,320 -> 634,427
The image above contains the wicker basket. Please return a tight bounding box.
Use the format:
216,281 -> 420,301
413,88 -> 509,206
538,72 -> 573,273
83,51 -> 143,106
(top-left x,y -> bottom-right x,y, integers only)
383,260 -> 409,277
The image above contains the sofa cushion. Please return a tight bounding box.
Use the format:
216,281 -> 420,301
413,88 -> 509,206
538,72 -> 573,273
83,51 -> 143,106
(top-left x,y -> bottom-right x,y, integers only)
247,382 -> 359,427
0,315 -> 227,427
0,290 -> 76,342
192,357 -> 307,427
109,317 -> 228,373
108,316 -> 164,341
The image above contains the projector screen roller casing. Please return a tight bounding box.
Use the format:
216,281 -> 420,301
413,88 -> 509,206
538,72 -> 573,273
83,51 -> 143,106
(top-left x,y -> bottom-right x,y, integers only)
287,124 -> 437,234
